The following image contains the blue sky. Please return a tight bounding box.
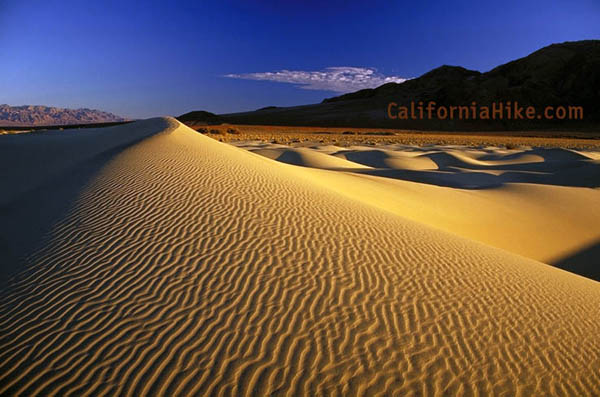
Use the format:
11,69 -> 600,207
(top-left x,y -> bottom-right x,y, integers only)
1,0 -> 599,118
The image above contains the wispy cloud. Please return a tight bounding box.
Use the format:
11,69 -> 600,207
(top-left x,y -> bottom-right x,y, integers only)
224,67 -> 408,93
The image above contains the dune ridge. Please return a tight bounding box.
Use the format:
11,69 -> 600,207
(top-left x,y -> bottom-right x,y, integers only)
0,118 -> 599,396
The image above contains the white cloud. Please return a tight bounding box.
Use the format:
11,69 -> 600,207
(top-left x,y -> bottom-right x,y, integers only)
224,67 -> 408,93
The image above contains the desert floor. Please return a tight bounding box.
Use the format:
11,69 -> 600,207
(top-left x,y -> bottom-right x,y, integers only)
0,118 -> 599,396
191,123 -> 600,150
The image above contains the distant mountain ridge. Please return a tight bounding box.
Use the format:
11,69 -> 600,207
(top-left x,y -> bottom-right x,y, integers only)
321,40 -> 599,114
181,40 -> 600,131
0,104 -> 125,126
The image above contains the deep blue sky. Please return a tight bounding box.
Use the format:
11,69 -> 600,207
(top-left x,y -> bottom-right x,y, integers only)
1,0 -> 599,118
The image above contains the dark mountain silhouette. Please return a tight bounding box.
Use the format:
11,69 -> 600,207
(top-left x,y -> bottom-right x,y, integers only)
0,104 -> 125,126
177,111 -> 224,127
180,40 -> 600,131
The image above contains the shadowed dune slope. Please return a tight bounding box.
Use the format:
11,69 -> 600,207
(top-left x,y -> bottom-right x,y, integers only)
0,118 -> 599,396
0,118 -> 176,284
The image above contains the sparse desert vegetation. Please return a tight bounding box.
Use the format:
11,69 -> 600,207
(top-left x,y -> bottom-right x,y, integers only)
187,123 -> 600,150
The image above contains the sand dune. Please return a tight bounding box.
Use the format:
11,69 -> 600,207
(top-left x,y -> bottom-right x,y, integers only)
237,141 -> 600,279
248,146 -> 372,170
0,118 -> 599,396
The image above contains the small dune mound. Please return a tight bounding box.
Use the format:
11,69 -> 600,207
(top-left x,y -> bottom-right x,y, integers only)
251,147 -> 371,169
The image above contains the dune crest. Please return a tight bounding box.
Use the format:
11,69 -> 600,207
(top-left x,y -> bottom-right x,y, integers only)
0,119 -> 599,396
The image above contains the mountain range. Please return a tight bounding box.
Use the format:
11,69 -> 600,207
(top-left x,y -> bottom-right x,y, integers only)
180,40 -> 600,131
0,105 -> 125,126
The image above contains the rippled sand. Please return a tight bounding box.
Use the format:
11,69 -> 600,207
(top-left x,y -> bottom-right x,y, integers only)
234,140 -> 600,278
0,118 -> 599,396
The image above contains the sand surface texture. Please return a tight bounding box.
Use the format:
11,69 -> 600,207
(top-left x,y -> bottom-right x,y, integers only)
234,140 -> 600,281
0,118 -> 599,396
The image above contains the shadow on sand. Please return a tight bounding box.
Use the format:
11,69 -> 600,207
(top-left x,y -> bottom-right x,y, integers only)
0,119 -> 170,293
0,145 -> 133,292
341,147 -> 600,189
553,240 -> 600,282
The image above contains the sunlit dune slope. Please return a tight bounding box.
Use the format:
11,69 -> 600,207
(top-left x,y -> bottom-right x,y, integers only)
0,118 -> 599,396
236,141 -> 600,278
